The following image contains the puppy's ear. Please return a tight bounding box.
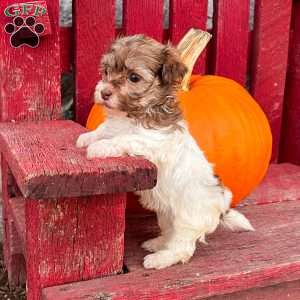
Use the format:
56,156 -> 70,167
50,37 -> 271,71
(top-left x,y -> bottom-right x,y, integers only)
161,45 -> 188,86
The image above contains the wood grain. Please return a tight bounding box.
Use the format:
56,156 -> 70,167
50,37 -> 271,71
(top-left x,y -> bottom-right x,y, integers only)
279,1 -> 300,165
212,0 -> 249,85
1,158 -> 26,287
207,279 -> 300,300
73,0 -> 115,125
8,197 -> 26,254
169,0 -> 208,74
0,120 -> 157,199
123,0 -> 164,41
0,0 -> 61,122
251,0 -> 293,162
43,199 -> 300,299
244,163 -> 300,206
26,193 -> 126,300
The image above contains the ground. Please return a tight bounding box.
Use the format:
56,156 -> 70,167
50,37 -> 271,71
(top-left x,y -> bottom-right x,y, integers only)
0,244 -> 26,300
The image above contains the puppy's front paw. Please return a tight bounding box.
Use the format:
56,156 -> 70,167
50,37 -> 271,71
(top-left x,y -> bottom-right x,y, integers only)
87,140 -> 124,159
76,132 -> 96,148
143,250 -> 178,269
142,236 -> 166,252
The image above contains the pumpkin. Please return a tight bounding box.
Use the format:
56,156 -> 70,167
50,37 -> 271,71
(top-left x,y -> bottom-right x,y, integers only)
86,29 -> 272,212
86,102 -> 105,131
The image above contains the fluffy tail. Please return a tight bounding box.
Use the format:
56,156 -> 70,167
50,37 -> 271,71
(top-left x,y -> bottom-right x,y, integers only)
220,209 -> 254,231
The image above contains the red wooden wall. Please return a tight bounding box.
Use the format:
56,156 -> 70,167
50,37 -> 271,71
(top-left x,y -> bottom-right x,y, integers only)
73,0 -> 115,125
67,0 -> 299,165
251,0 -> 293,162
212,0 -> 250,86
280,0 -> 300,165
2,0 -> 300,165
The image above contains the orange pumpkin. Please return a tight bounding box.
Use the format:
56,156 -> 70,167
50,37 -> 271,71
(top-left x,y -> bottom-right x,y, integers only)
86,75 -> 272,210
86,102 -> 105,131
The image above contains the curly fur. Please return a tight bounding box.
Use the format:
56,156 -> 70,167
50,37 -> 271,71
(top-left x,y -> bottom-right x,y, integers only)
77,35 -> 254,270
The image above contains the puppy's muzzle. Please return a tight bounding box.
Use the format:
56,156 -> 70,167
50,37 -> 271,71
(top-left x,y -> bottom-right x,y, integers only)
101,88 -> 112,101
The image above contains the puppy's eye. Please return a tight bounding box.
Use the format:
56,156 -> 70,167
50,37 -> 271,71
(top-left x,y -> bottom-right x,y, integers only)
128,73 -> 141,83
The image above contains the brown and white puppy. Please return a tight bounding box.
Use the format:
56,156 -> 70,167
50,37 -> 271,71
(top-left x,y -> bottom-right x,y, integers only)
94,35 -> 186,128
77,35 -> 254,269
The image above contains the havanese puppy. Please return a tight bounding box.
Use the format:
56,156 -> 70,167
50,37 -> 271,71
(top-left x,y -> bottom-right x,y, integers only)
76,35 -> 254,270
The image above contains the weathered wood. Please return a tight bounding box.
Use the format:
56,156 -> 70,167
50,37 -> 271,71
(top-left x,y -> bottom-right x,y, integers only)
74,0 -> 115,125
8,197 -> 26,253
26,193 -> 126,300
245,163 -> 300,206
123,0 -> 164,41
251,0 -> 293,161
0,120 -> 153,299
279,1 -> 300,165
1,2 -> 300,300
6,189 -> 128,300
0,120 -> 157,199
43,199 -> 300,299
169,0 -> 208,73
0,0 -> 61,122
212,0 -> 250,85
207,280 -> 300,300
1,158 -> 26,287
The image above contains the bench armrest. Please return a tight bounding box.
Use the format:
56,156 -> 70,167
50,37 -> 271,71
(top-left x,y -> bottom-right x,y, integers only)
0,120 -> 157,199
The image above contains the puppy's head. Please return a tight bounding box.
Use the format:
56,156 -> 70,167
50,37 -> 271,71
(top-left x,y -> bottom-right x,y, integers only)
94,35 -> 187,128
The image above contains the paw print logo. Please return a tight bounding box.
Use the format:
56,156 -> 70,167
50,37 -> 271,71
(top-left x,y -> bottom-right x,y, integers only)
4,16 -> 44,48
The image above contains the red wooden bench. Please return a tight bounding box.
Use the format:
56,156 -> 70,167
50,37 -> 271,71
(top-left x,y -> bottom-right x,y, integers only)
1,0 -> 300,299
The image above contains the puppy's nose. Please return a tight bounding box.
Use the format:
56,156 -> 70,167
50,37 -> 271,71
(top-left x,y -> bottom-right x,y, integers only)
101,89 -> 112,101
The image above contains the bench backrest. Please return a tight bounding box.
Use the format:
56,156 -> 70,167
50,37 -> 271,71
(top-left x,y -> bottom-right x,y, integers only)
1,0 -> 300,164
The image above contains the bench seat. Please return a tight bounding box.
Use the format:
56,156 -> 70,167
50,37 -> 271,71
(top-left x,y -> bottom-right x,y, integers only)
0,120 -> 157,199
42,163 -> 300,299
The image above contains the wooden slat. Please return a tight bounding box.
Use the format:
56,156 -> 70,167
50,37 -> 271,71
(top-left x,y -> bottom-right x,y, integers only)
0,0 -> 61,122
169,0 -> 208,73
1,159 -> 26,286
123,0 -> 164,41
26,194 -> 126,300
208,280 -> 300,300
279,1 -> 300,165
251,0 -> 293,162
43,199 -> 300,299
74,0 -> 115,125
212,0 -> 250,85
0,120 -> 157,199
8,197 -> 25,254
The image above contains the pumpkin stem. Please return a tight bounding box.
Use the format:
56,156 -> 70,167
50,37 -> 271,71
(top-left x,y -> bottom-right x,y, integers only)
177,29 -> 212,91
